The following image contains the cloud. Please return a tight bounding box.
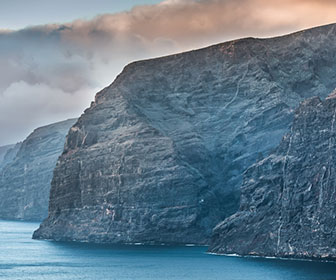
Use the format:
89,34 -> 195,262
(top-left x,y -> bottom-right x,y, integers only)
1,0 -> 336,145
0,81 -> 96,145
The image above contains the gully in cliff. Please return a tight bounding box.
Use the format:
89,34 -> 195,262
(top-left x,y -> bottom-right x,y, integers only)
209,94 -> 336,261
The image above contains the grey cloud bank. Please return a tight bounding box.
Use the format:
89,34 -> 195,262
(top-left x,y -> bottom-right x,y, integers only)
1,0 -> 336,145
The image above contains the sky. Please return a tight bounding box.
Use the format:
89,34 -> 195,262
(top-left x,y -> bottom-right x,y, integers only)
1,0 -> 336,145
0,0 -> 162,30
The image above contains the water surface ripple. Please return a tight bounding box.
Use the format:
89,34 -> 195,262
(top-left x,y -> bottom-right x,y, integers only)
1,220 -> 336,280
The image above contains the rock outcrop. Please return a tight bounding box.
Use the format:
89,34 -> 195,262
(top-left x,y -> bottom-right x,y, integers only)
0,119 -> 76,221
34,23 -> 336,244
209,95 -> 336,260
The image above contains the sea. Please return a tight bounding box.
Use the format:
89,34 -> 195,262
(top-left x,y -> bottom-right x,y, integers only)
1,220 -> 336,280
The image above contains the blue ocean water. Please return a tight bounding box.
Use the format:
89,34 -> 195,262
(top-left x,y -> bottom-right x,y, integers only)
1,220 -> 336,280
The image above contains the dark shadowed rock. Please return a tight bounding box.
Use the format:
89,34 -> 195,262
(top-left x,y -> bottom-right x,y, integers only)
209,94 -> 336,260
34,24 -> 336,244
0,119 -> 77,221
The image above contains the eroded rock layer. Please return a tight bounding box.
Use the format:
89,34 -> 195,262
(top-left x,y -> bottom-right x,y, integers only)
34,24 -> 336,244
0,119 -> 76,221
210,96 -> 336,260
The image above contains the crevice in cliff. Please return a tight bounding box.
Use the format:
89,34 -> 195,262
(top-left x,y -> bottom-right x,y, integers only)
222,63 -> 250,111
277,125 -> 294,254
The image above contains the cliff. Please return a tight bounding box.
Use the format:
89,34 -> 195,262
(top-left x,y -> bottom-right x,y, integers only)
0,119 -> 77,221
0,144 -> 16,170
209,95 -> 336,260
0,145 -> 14,163
34,23 -> 336,244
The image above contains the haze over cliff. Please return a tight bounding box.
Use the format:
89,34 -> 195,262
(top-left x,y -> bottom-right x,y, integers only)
0,119 -> 76,221
0,144 -> 16,169
34,23 -> 336,244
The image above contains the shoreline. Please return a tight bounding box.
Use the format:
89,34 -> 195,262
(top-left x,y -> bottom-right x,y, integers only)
206,251 -> 336,264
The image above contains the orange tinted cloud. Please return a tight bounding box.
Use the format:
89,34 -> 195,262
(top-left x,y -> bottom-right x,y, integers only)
1,0 -> 336,145
57,0 -> 336,50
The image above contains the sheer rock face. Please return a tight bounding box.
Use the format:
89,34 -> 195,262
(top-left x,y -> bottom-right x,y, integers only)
34,24 -> 336,244
0,119 -> 76,221
209,96 -> 336,260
